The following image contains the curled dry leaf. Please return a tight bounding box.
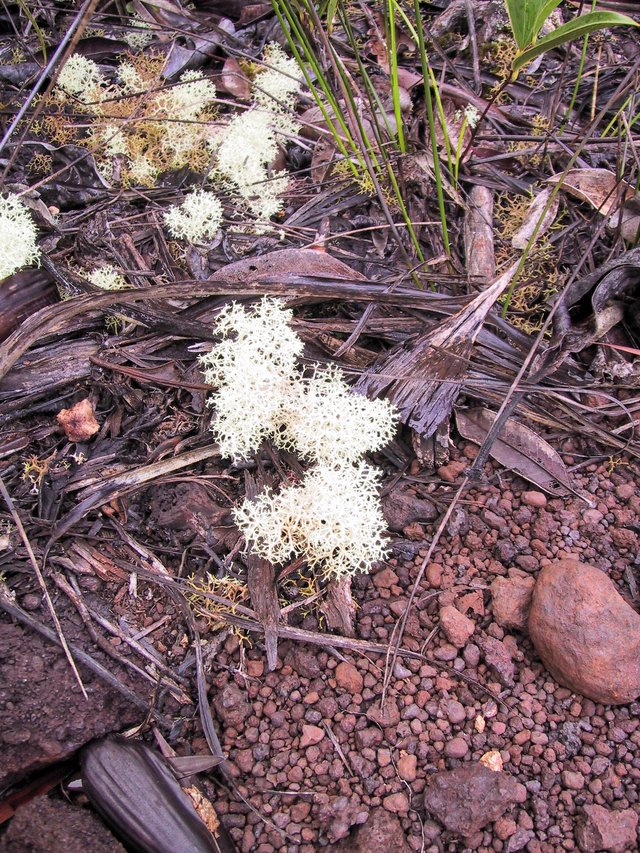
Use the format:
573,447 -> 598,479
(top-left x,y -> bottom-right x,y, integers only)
56,398 -> 100,442
547,168 -> 634,218
542,246 -> 640,371
455,406 -> 572,495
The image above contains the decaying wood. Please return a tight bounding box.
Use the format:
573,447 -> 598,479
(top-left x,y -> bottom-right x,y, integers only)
47,444 -> 222,551
0,270 -> 57,342
411,421 -> 450,470
244,471 -> 281,672
319,575 -> 356,636
464,185 -> 496,281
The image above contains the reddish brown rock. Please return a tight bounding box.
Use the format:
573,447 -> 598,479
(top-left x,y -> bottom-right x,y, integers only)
521,491 -> 547,508
212,683 -> 251,729
396,752 -> 418,782
335,662 -> 364,694
528,560 -> 640,704
373,567 -> 399,589
477,635 -> 516,687
438,460 -> 467,482
382,792 -> 409,814
314,794 -> 368,842
444,737 -> 468,759
426,563 -> 443,588
300,724 -> 325,748
575,804 -> 639,853
424,763 -> 526,836
381,488 -> 438,532
439,605 -> 475,647
330,808 -> 412,853
491,575 -> 535,631
366,696 -> 401,727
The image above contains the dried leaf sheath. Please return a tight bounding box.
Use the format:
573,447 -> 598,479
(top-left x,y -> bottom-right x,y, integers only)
356,262 -> 519,436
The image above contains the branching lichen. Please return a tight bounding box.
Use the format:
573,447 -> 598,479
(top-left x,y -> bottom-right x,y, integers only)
200,298 -> 399,578
0,194 -> 40,281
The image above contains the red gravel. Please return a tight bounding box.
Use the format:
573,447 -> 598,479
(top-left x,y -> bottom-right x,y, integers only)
204,447 -> 640,851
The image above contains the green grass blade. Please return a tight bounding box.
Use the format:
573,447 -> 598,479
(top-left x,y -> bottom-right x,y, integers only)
386,0 -> 406,153
531,0 -> 564,41
272,0 -> 363,174
503,0 -> 545,50
16,0 -> 47,62
413,0 -> 450,258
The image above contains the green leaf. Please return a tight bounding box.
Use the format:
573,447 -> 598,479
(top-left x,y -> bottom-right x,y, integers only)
504,0 -> 561,49
513,10 -> 639,73
504,0 -> 533,49
531,0 -> 564,38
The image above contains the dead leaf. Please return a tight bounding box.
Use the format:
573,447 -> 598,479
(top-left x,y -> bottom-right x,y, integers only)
395,67 -> 422,90
237,4 -> 272,26
208,246 -> 367,284
608,197 -> 640,243
455,407 -> 572,495
217,56 -> 251,99
511,188 -> 559,250
310,137 -> 337,185
547,168 -> 633,217
365,32 -> 389,73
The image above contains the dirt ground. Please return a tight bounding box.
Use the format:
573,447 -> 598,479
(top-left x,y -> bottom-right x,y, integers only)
2,435 -> 639,852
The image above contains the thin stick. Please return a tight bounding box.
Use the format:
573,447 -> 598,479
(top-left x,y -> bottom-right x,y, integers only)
0,473 -> 88,699
0,0 -> 100,166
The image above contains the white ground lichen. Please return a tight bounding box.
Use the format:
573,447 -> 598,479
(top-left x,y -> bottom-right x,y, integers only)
0,194 -> 40,281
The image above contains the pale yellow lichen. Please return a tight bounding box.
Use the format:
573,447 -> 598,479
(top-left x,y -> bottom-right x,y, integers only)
163,190 -> 223,244
0,194 -> 40,281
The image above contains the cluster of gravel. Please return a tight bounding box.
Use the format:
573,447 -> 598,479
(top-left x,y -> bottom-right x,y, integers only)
202,445 -> 639,851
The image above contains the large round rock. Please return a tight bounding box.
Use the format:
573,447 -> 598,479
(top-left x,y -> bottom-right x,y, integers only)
528,560 -> 640,704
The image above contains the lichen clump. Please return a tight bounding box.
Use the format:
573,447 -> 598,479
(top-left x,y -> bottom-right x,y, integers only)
163,190 -> 223,244
200,298 -> 398,578
0,194 -> 40,281
52,42 -> 303,233
199,299 -> 304,460
88,264 -> 128,290
52,53 -> 218,187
